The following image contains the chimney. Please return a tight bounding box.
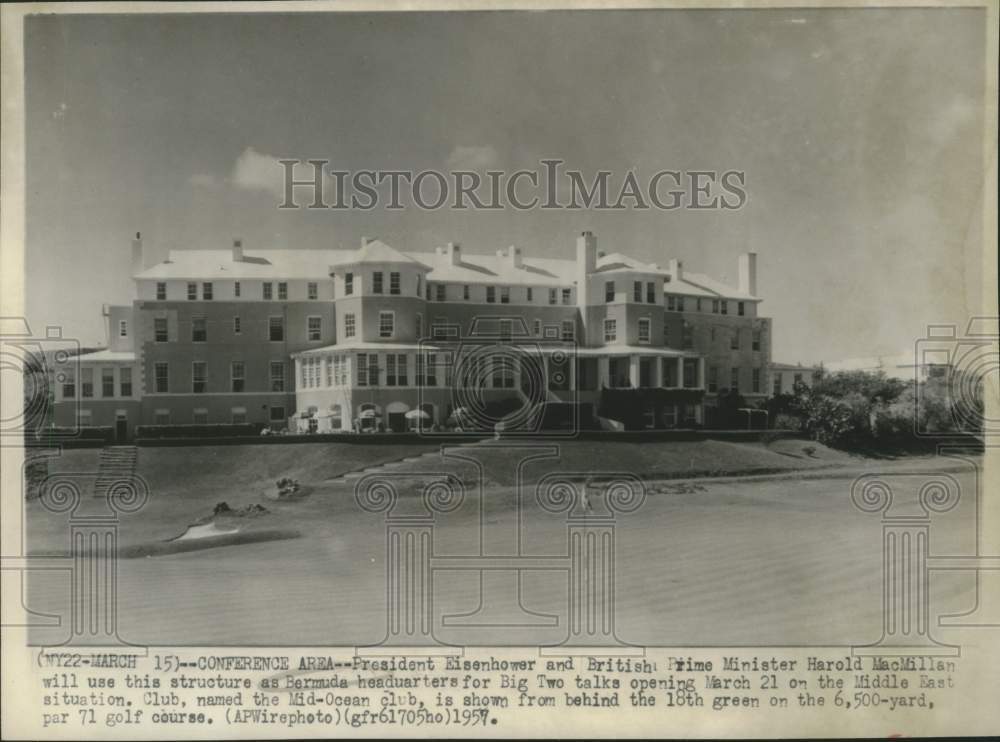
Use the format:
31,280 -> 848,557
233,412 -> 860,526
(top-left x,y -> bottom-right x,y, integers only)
232,238 -> 243,262
446,241 -> 462,266
668,258 -> 684,282
508,245 -> 522,269
576,231 -> 597,274
130,232 -> 144,276
738,252 -> 757,296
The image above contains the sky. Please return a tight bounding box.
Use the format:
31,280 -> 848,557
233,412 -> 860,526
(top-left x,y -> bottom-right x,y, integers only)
24,8 -> 988,362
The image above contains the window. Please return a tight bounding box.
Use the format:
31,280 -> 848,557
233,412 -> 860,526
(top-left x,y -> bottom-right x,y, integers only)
425,353 -> 437,386
373,272 -> 384,294
156,282 -> 166,300
463,285 -> 470,301
62,370 -> 75,398
486,286 -> 496,303
360,354 -> 378,386
712,299 -> 719,314
269,316 -> 284,342
344,313 -> 356,338
526,287 -> 533,302
794,373 -> 803,384
605,281 -> 615,302
500,286 -> 510,304
118,320 -> 128,337
435,284 -> 446,302
192,316 -> 207,342
154,410 -> 170,425
269,361 -> 285,392
534,319 -> 542,337
730,367 -> 739,392
738,301 -> 745,317
101,368 -> 115,397
677,296 -> 685,312
154,363 -> 168,393
682,322 -> 694,349
379,311 -> 394,338
231,361 -> 245,392
647,282 -> 656,304
500,319 -> 513,340
720,300 -> 728,315
325,356 -> 334,387
385,354 -> 397,386
233,316 -> 241,334
269,406 -> 285,422
667,295 -> 676,311
773,373 -> 782,396
638,318 -> 651,344
119,368 -> 132,397
389,272 -> 400,295
344,273 -> 354,295
752,368 -> 761,393
561,320 -> 575,341
425,283 -> 432,301
397,355 -> 408,386
415,354 -> 425,386
187,282 -> 197,301
752,329 -> 762,351
81,368 -> 93,398
278,282 -> 288,300
263,282 -> 273,300
730,331 -> 740,351
357,354 -> 368,387
549,289 -> 557,305
663,323 -> 670,345
708,366 -> 718,393
202,282 -> 213,300
683,359 -> 699,389
308,282 -> 318,300
634,281 -> 643,303
415,314 -> 422,339
492,357 -> 515,389
231,407 -> 247,424
562,288 -> 572,305
604,319 -> 617,343
193,408 -> 208,425
307,316 -> 322,342
696,298 -> 702,312
192,362 -> 207,393
234,281 -> 241,298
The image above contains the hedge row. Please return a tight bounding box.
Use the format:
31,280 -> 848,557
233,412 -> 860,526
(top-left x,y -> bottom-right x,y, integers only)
134,423 -> 263,439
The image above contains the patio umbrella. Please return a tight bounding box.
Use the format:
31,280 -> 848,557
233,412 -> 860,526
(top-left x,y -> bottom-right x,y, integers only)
404,409 -> 430,420
358,409 -> 377,419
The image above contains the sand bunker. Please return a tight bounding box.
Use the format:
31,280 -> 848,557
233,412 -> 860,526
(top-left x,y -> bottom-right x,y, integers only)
171,522 -> 241,541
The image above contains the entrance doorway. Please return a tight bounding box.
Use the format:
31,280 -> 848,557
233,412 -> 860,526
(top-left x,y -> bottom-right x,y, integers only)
115,414 -> 128,442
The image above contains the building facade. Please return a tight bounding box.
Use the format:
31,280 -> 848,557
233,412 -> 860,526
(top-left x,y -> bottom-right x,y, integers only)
53,231 -> 772,438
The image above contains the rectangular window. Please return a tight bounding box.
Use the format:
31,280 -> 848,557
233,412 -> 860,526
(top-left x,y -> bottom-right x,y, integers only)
154,409 -> 170,425
101,368 -> 115,397
634,281 -> 642,303
677,296 -> 685,312
647,282 -> 656,304
231,361 -> 245,392
667,295 -> 676,311
397,354 -> 408,386
156,282 -> 166,300
752,368 -> 761,393
269,361 -> 285,392
269,316 -> 284,342
712,299 -> 719,313
386,354 -> 397,386
708,366 -> 718,393
233,316 -> 241,334
721,300 -> 728,315
192,362 -> 207,393
663,323 -> 670,345
269,406 -> 285,422
738,301 -> 745,316
154,363 -> 168,393
192,316 -> 207,342
263,282 -> 273,300
307,316 -> 322,342
604,319 -> 617,343
373,272 -> 384,294
435,284 -> 446,302
426,353 -> 437,386
325,356 -> 334,387
794,373 -> 803,384
549,289 -> 557,305
389,272 -> 400,295
526,287 -> 533,302
561,320 -> 575,341
463,285 -> 470,301
62,370 -> 75,398
605,281 -> 615,303
357,354 -> 368,386
730,367 -> 739,391
232,407 -> 247,424
277,282 -> 288,300
500,286 -> 510,304
234,281 -> 241,298
368,354 -> 379,386
119,367 -> 132,397
730,331 -> 740,350
187,282 -> 197,301
500,319 -> 513,341
752,329 -> 761,351
534,319 -> 542,337
562,288 -> 572,305
80,368 -> 94,398
486,286 -> 496,303
118,320 -> 128,337
637,318 -> 651,344
202,282 -> 213,300
683,359 -> 698,389
344,313 -> 356,338
415,354 -> 424,387
682,323 -> 694,349
193,408 -> 208,425
773,373 -> 782,396
344,273 -> 354,295
379,311 -> 394,338
415,314 -> 422,339
696,298 -> 702,312
307,282 -> 318,300
425,283 -> 432,301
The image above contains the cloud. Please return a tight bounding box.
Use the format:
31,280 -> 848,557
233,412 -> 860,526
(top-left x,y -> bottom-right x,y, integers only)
446,145 -> 499,171
188,173 -> 218,188
230,147 -> 287,197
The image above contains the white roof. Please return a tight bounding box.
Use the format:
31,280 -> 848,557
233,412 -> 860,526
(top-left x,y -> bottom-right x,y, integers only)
135,249 -> 353,280
73,349 -> 136,364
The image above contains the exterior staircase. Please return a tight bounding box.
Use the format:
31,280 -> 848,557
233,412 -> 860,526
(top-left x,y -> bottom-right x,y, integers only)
93,445 -> 138,498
